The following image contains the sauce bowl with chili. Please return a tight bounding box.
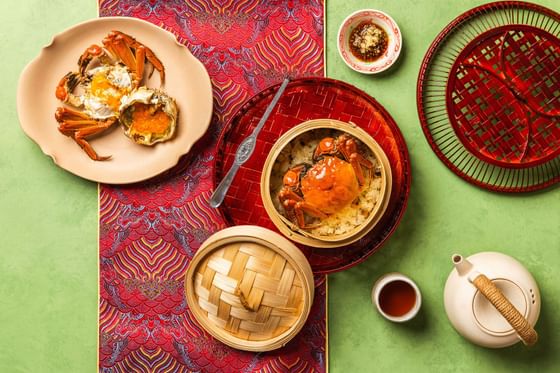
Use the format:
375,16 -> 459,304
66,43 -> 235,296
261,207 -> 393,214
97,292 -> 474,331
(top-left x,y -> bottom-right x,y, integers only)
337,9 -> 402,74
372,272 -> 422,322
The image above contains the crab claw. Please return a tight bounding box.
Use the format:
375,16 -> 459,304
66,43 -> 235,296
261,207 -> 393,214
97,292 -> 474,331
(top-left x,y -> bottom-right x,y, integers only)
313,137 -> 336,161
77,44 -> 105,76
55,72 -> 82,107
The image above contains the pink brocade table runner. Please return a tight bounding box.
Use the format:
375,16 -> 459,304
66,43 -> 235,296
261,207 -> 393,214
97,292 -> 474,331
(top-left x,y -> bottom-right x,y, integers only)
98,1 -> 327,372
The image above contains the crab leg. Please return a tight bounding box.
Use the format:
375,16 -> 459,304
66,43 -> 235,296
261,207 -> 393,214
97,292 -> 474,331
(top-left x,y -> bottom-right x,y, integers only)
111,30 -> 165,83
135,46 -> 146,88
338,137 -> 373,186
55,106 -> 91,121
295,201 -> 328,228
111,35 -> 137,73
279,189 -> 303,204
279,189 -> 328,228
101,36 -> 118,63
55,107 -> 116,161
280,199 -> 301,227
59,121 -> 115,161
103,33 -> 153,88
279,190 -> 303,227
348,154 -> 367,185
73,124 -> 115,161
338,136 -> 373,167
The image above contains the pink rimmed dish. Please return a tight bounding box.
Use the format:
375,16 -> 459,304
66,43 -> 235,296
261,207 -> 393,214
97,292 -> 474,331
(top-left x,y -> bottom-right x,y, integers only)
17,17 -> 213,184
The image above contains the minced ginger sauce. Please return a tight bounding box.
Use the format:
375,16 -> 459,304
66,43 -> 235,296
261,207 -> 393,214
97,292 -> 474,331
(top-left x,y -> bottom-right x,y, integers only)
349,21 -> 389,62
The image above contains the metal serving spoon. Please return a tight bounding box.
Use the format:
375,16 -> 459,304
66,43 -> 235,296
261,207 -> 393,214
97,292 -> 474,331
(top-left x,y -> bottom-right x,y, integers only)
209,78 -> 290,208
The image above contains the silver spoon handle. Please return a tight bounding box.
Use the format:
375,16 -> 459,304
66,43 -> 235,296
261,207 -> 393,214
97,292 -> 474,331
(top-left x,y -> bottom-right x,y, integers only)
209,161 -> 241,208
251,78 -> 290,137
209,78 -> 290,209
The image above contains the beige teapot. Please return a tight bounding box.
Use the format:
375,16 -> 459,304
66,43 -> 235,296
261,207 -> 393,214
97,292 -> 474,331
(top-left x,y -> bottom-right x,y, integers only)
444,252 -> 540,348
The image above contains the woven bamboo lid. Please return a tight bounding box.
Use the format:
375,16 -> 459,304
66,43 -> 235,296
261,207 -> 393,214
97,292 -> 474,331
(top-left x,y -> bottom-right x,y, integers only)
184,225 -> 314,351
261,118 -> 392,248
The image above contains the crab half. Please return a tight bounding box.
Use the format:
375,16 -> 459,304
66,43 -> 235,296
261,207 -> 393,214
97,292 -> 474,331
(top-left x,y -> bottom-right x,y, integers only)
119,87 -> 178,146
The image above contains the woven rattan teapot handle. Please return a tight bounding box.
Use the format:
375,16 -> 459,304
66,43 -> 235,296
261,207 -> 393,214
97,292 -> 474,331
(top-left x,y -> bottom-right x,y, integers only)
472,274 -> 538,346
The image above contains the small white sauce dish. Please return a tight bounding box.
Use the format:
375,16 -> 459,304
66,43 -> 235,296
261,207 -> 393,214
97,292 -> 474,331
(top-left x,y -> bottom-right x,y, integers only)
337,9 -> 402,74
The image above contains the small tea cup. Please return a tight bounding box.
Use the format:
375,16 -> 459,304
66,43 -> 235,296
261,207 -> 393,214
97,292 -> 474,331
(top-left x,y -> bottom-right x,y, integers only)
372,272 -> 422,322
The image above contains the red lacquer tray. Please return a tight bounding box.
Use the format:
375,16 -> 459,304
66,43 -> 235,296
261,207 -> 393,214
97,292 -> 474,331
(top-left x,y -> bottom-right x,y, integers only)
417,1 -> 560,192
212,77 -> 411,274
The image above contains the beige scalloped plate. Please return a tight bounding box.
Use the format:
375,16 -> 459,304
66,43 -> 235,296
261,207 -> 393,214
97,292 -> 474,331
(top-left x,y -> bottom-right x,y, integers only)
17,17 -> 213,184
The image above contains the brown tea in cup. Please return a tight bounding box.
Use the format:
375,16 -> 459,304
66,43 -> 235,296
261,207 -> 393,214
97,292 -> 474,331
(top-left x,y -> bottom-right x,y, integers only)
378,280 -> 417,317
372,273 -> 422,322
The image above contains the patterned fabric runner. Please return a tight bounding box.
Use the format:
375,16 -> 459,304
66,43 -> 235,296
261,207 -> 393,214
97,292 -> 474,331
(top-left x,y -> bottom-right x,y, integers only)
98,1 -> 326,372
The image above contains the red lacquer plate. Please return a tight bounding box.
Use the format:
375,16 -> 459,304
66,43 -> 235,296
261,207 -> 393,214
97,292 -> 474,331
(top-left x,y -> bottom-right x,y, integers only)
212,77 -> 411,274
417,1 -> 560,192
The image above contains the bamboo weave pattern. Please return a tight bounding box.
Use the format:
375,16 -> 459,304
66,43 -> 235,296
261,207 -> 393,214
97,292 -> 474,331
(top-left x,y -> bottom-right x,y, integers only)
194,243 -> 304,341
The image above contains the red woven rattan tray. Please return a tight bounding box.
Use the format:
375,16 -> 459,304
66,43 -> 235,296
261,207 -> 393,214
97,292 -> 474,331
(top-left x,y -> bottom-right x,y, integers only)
212,77 -> 411,274
417,1 -> 560,192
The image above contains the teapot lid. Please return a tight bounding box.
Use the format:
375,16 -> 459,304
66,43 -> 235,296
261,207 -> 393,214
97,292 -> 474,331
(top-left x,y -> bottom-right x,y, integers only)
473,279 -> 527,335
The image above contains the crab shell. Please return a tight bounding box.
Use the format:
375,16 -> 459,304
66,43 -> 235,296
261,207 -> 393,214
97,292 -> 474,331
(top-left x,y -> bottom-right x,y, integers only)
119,87 -> 178,146
300,156 -> 360,215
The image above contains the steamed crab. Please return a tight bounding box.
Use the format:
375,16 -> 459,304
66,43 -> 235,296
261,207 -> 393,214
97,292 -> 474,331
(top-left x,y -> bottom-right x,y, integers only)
278,133 -> 374,228
54,30 -> 176,161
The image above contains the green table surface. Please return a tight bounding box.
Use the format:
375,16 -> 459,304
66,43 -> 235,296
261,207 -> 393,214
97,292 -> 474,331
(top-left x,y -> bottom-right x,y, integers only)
1,1 -> 559,372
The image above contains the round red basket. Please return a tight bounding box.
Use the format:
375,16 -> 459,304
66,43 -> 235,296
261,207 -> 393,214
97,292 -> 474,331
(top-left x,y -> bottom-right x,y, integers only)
212,77 -> 411,274
417,1 -> 560,192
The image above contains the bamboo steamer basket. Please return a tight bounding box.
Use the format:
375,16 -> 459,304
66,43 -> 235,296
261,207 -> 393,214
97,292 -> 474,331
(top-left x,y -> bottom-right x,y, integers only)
261,118 -> 392,248
184,225 -> 314,351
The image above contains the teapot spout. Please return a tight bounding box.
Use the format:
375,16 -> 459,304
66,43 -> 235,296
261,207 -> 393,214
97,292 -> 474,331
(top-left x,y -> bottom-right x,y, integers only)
452,254 -> 474,277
